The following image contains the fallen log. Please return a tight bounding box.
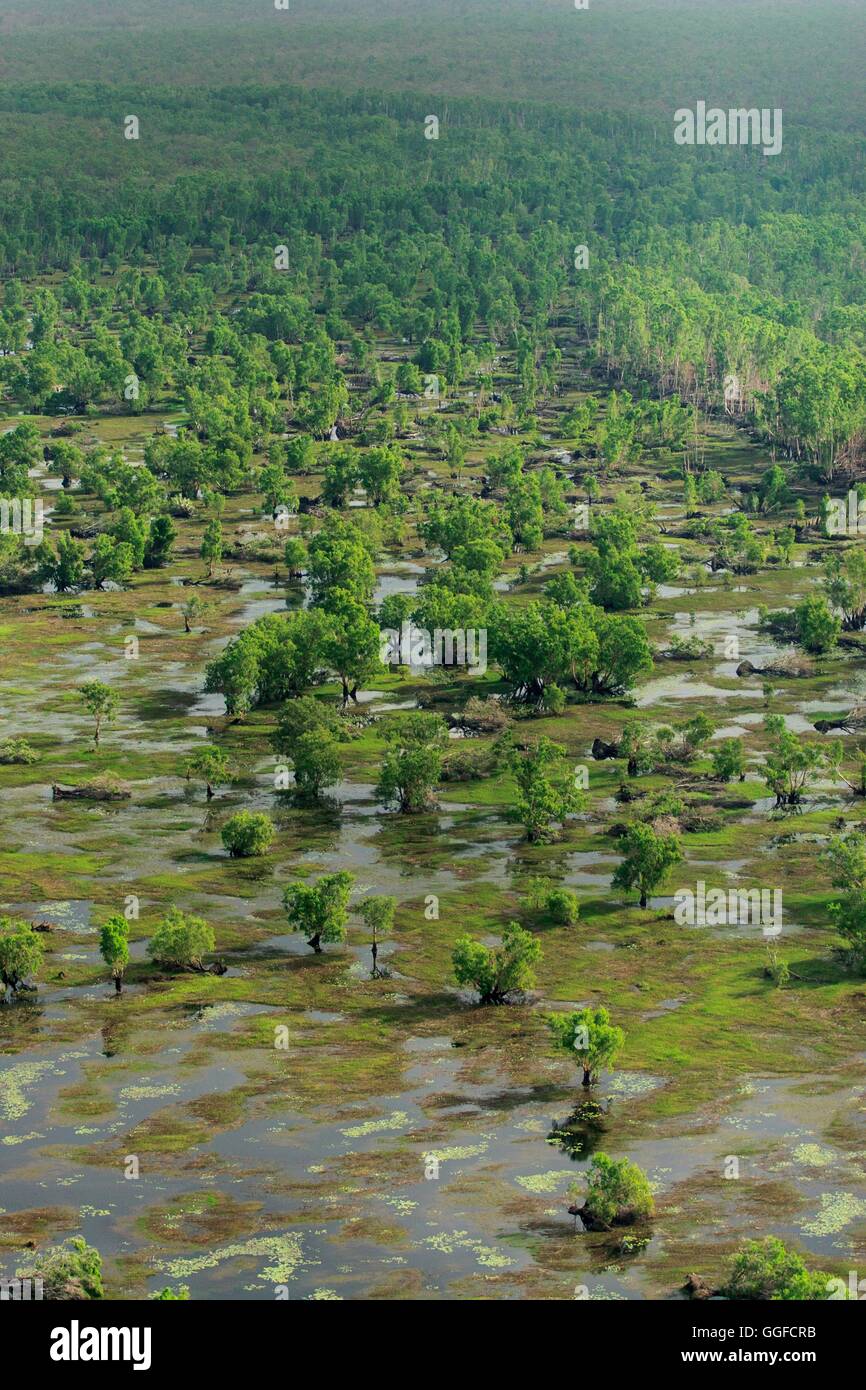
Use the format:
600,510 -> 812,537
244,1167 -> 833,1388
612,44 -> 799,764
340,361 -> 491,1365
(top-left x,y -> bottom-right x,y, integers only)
52,778 -> 131,802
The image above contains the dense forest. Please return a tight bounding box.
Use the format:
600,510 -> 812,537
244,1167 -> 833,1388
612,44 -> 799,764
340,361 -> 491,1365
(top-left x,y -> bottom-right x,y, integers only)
1,0 -> 866,1312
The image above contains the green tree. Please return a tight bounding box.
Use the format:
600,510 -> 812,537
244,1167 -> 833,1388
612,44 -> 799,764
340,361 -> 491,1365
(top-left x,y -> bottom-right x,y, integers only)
99,913 -> 130,994
763,715 -> 830,807
720,1237 -> 835,1301
548,1005 -> 625,1087
26,1237 -> 104,1300
201,518 -> 223,578
795,595 -> 840,654
510,735 -> 583,842
221,810 -> 274,857
0,917 -> 44,997
376,712 -> 448,812
184,744 -> 233,800
452,921 -> 542,1004
79,680 -> 119,748
712,738 -> 746,783
291,728 -> 341,801
612,822 -> 682,908
359,894 -> 396,976
283,870 -> 354,953
577,1153 -> 654,1230
148,906 -> 215,971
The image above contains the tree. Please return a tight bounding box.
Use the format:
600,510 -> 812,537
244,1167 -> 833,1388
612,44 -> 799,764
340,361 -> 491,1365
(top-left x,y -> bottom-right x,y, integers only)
524,877 -> 580,926
272,694 -> 342,758
576,1153 -> 654,1230
283,870 -> 354,953
795,595 -> 840,654
613,822 -> 682,908
712,737 -> 746,783
221,810 -> 274,857
149,906 -> 214,971
452,921 -> 542,1004
144,515 -> 177,568
201,518 -> 223,578
88,534 -> 135,588
99,914 -> 130,994
376,712 -> 448,812
359,894 -> 396,976
548,1005 -> 625,1087
510,735 -> 583,842
823,832 -> 866,972
763,715 -> 830,807
184,745 -> 233,800
323,590 -> 381,706
291,728 -> 341,801
25,1237 -> 104,1300
824,549 -> 866,631
181,592 -> 208,633
720,1237 -> 835,1301
79,681 -> 119,748
0,917 -> 44,997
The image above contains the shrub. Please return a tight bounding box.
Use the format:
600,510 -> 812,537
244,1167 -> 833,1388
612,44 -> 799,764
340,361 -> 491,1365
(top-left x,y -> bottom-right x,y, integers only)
221,810 -> 275,858
580,1153 -> 654,1229
452,921 -> 542,1004
148,907 -> 214,970
720,1237 -> 835,1301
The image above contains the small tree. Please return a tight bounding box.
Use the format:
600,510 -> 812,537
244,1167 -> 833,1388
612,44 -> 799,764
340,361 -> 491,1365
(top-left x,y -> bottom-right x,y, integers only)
795,595 -> 840,654
291,729 -> 341,801
824,832 -> 866,972
524,877 -> 580,926
283,870 -> 354,953
359,894 -> 396,976
184,745 -> 233,800
99,913 -> 130,995
452,921 -> 542,1004
221,811 -> 275,858
0,917 -> 44,998
24,1237 -> 104,1300
763,714 -> 830,807
148,906 -> 214,971
612,822 -> 682,908
711,737 -> 746,783
201,518 -> 223,578
720,1237 -> 835,1301
181,592 -> 208,633
79,680 -> 119,748
510,735 -> 584,842
284,536 -> 307,581
576,1153 -> 654,1230
548,1005 -> 625,1087
376,712 -> 448,813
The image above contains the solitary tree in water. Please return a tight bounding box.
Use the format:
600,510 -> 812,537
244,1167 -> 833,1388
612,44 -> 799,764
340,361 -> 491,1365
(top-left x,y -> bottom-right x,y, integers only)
452,921 -> 541,1004
184,745 -> 233,800
612,821 -> 682,908
548,1006 -> 625,1087
99,914 -> 130,995
79,680 -> 119,748
359,894 -> 396,977
0,917 -> 44,998
283,870 -> 354,954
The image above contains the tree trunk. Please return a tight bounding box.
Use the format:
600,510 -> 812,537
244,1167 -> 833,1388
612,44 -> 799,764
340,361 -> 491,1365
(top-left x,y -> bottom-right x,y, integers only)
114,974 -> 122,995
309,932 -> 322,954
